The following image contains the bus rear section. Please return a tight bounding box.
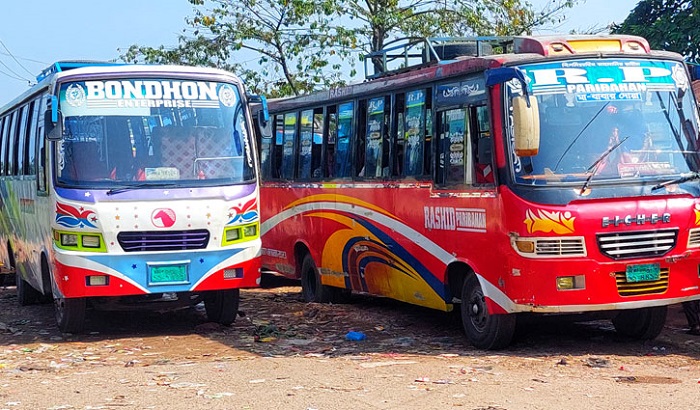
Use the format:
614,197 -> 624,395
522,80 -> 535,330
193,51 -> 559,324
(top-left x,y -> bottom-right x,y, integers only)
258,35 -> 700,349
1,63 -> 263,333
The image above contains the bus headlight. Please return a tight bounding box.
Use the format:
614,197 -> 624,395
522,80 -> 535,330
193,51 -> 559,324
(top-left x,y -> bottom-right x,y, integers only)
54,230 -> 106,252
82,235 -> 101,248
243,224 -> 257,237
225,227 -> 241,242
222,222 -> 259,246
61,233 -> 79,247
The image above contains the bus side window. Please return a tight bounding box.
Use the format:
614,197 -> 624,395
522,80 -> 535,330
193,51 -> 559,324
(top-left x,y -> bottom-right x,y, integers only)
257,115 -> 273,180
311,108 -> 324,179
471,105 -> 494,185
16,104 -> 29,176
6,111 -> 17,176
37,95 -> 48,193
325,106 -> 337,178
335,102 -> 354,178
391,93 -> 405,177
298,109 -> 313,179
355,100 -> 367,177
424,94 -> 433,176
403,89 -> 427,177
0,116 -> 6,176
436,108 -> 469,186
281,112 -> 297,179
363,96 -> 391,178
272,114 -> 284,179
26,100 -> 38,176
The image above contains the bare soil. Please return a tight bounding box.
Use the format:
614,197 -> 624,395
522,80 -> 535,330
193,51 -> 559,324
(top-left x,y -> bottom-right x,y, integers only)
1,274 -> 700,410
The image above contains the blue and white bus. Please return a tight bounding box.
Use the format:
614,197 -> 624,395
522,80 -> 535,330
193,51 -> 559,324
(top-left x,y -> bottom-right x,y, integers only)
0,61 -> 265,332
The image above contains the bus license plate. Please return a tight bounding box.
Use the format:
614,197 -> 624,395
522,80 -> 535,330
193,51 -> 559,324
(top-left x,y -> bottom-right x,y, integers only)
625,263 -> 660,283
150,264 -> 188,284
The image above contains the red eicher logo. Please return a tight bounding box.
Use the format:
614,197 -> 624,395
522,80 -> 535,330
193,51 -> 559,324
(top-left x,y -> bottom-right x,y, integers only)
152,208 -> 176,228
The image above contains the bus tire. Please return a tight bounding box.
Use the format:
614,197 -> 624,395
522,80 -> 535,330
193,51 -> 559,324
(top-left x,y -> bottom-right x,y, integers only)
460,274 -> 516,350
54,297 -> 87,334
301,253 -> 336,303
16,272 -> 42,306
612,306 -> 667,340
204,289 -> 240,325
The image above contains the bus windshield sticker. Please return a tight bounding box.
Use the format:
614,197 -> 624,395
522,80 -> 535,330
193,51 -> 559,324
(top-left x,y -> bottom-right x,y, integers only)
520,59 -> 685,103
435,78 -> 486,107
59,80 -> 238,117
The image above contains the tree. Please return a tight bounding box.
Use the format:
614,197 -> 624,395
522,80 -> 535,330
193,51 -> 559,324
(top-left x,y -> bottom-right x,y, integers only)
121,0 -> 352,97
122,0 -> 579,97
611,0 -> 700,60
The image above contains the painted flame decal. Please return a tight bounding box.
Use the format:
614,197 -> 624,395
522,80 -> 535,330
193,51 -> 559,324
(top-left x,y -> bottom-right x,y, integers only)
55,202 -> 98,228
694,204 -> 700,226
524,209 -> 575,234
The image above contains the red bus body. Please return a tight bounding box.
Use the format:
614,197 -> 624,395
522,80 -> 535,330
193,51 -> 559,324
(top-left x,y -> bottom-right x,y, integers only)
257,35 -> 700,348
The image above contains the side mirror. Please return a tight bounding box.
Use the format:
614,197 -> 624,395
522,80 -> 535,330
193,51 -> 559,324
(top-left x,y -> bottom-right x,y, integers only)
247,94 -> 269,127
44,95 -> 62,141
512,95 -> 540,157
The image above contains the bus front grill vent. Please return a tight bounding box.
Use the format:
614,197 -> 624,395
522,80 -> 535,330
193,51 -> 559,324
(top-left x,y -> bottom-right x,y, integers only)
535,238 -> 586,256
117,230 -> 210,252
615,268 -> 669,297
688,228 -> 700,248
597,229 -> 677,260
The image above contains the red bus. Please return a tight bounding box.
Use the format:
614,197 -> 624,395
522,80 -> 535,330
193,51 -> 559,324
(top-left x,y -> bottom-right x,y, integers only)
256,35 -> 700,349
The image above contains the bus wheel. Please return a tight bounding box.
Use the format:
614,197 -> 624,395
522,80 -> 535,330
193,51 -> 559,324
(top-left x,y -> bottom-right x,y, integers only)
204,289 -> 240,325
301,253 -> 337,303
54,297 -> 87,334
16,272 -> 42,306
460,275 -> 516,350
612,306 -> 667,340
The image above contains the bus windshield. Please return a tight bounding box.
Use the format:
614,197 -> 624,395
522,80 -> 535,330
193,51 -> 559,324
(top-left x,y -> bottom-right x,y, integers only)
55,78 -> 255,189
510,59 -> 700,187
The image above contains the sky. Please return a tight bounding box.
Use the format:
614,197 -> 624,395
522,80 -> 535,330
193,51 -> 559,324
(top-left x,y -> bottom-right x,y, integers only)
0,0 -> 640,107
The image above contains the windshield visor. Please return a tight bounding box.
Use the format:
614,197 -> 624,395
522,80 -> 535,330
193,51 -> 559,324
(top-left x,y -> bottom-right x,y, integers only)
509,59 -> 700,186
55,78 -> 254,188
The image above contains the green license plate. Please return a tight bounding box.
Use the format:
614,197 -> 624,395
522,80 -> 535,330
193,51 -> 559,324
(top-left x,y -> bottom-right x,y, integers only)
150,264 -> 188,284
625,263 -> 660,283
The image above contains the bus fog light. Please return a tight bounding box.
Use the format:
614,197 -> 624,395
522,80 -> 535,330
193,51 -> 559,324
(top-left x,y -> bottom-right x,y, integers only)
82,235 -> 101,248
224,268 -> 242,279
61,233 -> 79,246
557,275 -> 585,290
87,275 -> 109,286
514,239 -> 535,253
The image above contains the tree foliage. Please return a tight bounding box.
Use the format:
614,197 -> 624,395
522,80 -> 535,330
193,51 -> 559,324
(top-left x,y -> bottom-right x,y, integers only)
611,0 -> 700,60
121,0 -> 579,97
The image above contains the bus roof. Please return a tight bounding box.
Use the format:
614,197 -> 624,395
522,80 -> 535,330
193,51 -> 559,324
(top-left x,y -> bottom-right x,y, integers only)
269,34 -> 679,113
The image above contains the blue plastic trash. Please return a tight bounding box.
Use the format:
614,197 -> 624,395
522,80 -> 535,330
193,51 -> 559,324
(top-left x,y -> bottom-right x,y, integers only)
345,331 -> 366,341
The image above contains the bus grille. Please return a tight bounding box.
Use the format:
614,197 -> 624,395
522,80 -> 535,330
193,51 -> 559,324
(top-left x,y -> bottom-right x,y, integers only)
615,268 -> 669,297
117,230 -> 210,252
535,238 -> 586,256
596,229 -> 677,260
688,228 -> 700,248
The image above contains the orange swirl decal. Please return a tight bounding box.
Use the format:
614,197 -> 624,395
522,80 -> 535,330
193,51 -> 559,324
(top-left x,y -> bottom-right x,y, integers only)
695,204 -> 700,226
524,209 -> 575,234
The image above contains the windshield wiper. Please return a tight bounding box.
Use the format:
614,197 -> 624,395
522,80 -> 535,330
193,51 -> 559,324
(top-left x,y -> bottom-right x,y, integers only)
579,136 -> 628,195
106,183 -> 178,196
651,172 -> 700,191
553,102 -> 610,173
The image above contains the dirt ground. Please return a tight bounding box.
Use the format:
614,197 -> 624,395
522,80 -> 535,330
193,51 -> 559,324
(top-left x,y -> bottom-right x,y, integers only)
1,274 -> 700,410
